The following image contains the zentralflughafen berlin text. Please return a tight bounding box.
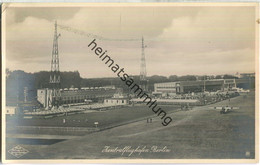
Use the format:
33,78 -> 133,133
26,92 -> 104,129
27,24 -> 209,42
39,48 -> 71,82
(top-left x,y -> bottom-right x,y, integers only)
88,39 -> 172,126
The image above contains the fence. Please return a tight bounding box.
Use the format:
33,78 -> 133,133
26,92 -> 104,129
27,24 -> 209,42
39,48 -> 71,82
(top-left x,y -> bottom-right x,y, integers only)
7,126 -> 99,136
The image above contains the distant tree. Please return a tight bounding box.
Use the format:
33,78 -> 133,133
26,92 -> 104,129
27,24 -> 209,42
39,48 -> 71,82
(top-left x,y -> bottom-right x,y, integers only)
6,70 -> 35,105
196,76 -> 205,81
148,75 -> 169,84
6,68 -> 11,78
60,71 -> 82,89
223,74 -> 238,79
178,75 -> 197,81
215,75 -> 222,79
208,75 -> 215,80
168,75 -> 178,82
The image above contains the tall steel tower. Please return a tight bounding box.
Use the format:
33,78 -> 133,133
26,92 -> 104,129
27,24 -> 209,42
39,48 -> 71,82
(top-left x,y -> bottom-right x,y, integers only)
48,21 -> 61,109
140,36 -> 148,91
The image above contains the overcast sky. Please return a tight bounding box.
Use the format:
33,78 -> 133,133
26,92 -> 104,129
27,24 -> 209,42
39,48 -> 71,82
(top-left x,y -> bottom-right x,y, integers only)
5,5 -> 256,78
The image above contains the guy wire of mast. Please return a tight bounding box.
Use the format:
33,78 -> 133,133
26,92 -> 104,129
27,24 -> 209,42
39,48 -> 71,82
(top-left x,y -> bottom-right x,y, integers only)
57,24 -> 149,87
49,24 -> 149,105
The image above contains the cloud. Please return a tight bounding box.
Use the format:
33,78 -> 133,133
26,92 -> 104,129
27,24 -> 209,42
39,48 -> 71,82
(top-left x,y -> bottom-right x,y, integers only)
5,6 -> 256,78
146,48 -> 254,76
157,7 -> 255,53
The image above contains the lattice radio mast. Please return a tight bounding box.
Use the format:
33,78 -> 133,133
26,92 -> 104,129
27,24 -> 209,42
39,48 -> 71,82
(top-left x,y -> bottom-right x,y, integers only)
140,36 -> 148,91
48,21 -> 61,109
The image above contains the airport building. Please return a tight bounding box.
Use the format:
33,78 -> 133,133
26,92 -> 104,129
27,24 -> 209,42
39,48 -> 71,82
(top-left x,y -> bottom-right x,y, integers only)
6,106 -> 17,116
154,79 -> 251,95
154,82 -> 181,95
104,92 -> 129,106
237,72 -> 255,79
37,87 -> 117,108
104,98 -> 129,105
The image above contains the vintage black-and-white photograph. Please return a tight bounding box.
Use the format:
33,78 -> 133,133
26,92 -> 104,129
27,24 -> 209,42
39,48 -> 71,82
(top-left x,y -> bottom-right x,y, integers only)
1,3 -> 258,163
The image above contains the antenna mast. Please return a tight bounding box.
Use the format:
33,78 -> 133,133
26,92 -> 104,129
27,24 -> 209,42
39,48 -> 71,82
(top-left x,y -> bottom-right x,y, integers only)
140,36 -> 148,92
48,21 -> 62,109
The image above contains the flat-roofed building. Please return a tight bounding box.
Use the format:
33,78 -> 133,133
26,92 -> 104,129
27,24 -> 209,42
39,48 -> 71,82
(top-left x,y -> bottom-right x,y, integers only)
6,106 -> 17,116
154,79 -> 245,95
154,82 -> 181,96
37,88 -> 117,108
104,98 -> 129,105
239,73 -> 255,78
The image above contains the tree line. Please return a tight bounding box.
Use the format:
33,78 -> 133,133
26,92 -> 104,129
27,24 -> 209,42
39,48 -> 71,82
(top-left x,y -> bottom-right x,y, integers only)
5,69 -> 238,105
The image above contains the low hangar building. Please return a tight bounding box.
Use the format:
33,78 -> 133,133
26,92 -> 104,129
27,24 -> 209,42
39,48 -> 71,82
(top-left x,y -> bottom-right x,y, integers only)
154,79 -> 250,95
37,87 -> 117,108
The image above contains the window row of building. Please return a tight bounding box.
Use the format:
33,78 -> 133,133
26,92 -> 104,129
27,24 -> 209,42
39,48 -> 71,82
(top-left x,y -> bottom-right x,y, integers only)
37,88 -> 117,108
153,78 -> 252,96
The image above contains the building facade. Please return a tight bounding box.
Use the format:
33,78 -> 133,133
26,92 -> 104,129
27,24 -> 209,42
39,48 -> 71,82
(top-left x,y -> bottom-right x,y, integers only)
154,82 -> 181,96
154,79 -> 242,95
37,88 -> 117,108
6,106 -> 17,116
239,73 -> 255,79
104,98 -> 129,105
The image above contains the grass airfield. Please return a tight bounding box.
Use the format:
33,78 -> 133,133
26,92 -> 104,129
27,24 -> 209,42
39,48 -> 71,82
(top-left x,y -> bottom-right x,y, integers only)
8,105 -> 179,129
6,92 -> 255,159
